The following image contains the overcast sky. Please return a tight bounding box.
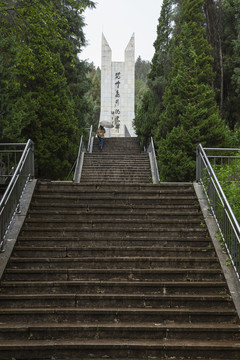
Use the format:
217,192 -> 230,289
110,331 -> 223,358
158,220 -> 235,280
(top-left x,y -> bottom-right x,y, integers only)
80,0 -> 164,68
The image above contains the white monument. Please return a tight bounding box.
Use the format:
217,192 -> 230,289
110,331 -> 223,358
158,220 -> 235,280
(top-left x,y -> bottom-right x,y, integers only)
100,33 -> 136,137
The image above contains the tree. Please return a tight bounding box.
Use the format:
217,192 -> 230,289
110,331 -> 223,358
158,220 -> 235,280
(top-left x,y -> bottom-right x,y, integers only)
0,30 -> 19,141
85,64 -> 101,132
230,1 -> 240,97
155,0 -> 228,182
52,0 -> 95,132
135,56 -> 151,113
134,0 -> 174,147
135,56 -> 151,82
204,0 -> 224,112
134,89 -> 159,148
219,0 -> 240,130
148,0 -> 173,85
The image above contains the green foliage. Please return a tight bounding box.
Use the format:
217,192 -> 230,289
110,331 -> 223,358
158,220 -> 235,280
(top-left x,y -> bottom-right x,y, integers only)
85,64 -> 101,132
0,0 -> 95,179
148,0 -> 173,84
231,0 -> 240,96
135,56 -> 151,82
135,56 -> 151,114
134,0 -> 174,147
0,30 -> 20,141
213,156 -> 240,224
134,89 -> 160,149
155,0 -> 227,182
220,0 -> 240,130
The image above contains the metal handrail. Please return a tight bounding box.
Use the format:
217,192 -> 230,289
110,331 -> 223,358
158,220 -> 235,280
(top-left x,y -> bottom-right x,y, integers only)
147,137 -> 160,184
73,136 -> 84,183
67,127 -> 94,181
87,125 -> 93,153
0,143 -> 27,183
0,140 -> 34,251
196,144 -> 240,280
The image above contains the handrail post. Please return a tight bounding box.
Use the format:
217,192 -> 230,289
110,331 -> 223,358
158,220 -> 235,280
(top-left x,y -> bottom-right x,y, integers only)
196,144 -> 201,181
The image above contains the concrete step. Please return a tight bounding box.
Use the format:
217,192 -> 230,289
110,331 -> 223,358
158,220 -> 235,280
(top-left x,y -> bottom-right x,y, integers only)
30,195 -> 198,206
84,153 -> 147,157
1,322 -> 240,341
0,294 -> 234,310
36,182 -> 195,192
82,163 -> 150,168
78,178 -> 153,184
26,202 -> 201,213
0,308 -> 237,324
7,256 -> 220,269
1,339 -> 240,360
26,210 -> 202,221
81,166 -> 150,171
73,176 -> 152,182
83,157 -> 150,163
82,162 -> 150,167
82,164 -> 150,169
19,226 -> 208,238
22,218 -> 205,230
12,246 -> 216,258
30,191 -> 197,201
3,268 -> 224,282
0,280 -> 228,295
16,235 -> 211,248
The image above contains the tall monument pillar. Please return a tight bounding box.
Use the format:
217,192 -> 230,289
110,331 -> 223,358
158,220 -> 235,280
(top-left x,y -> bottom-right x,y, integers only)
100,33 -> 135,137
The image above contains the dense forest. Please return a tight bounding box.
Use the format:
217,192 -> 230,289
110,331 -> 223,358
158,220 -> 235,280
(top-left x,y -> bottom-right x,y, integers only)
0,0 -> 95,178
0,0 -> 240,181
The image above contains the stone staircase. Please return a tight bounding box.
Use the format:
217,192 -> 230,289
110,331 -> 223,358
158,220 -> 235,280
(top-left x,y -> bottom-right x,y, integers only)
0,137 -> 240,359
80,137 -> 151,183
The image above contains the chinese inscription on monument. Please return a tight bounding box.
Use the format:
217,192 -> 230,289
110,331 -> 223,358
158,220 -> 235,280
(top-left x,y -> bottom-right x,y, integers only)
112,72 -> 121,131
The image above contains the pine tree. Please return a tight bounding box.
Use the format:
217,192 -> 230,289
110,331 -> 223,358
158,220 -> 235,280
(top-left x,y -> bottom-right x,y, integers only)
134,0 -> 173,147
218,0 -> 240,130
135,56 -> 151,116
86,64 -> 101,132
229,0 -> 240,101
155,0 -> 227,182
133,89 -> 159,149
148,0 -> 173,85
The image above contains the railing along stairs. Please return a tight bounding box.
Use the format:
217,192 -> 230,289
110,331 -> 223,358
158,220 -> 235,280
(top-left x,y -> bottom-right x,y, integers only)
196,144 -> 240,281
0,140 -> 34,252
145,137 -> 160,184
67,125 -> 94,183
